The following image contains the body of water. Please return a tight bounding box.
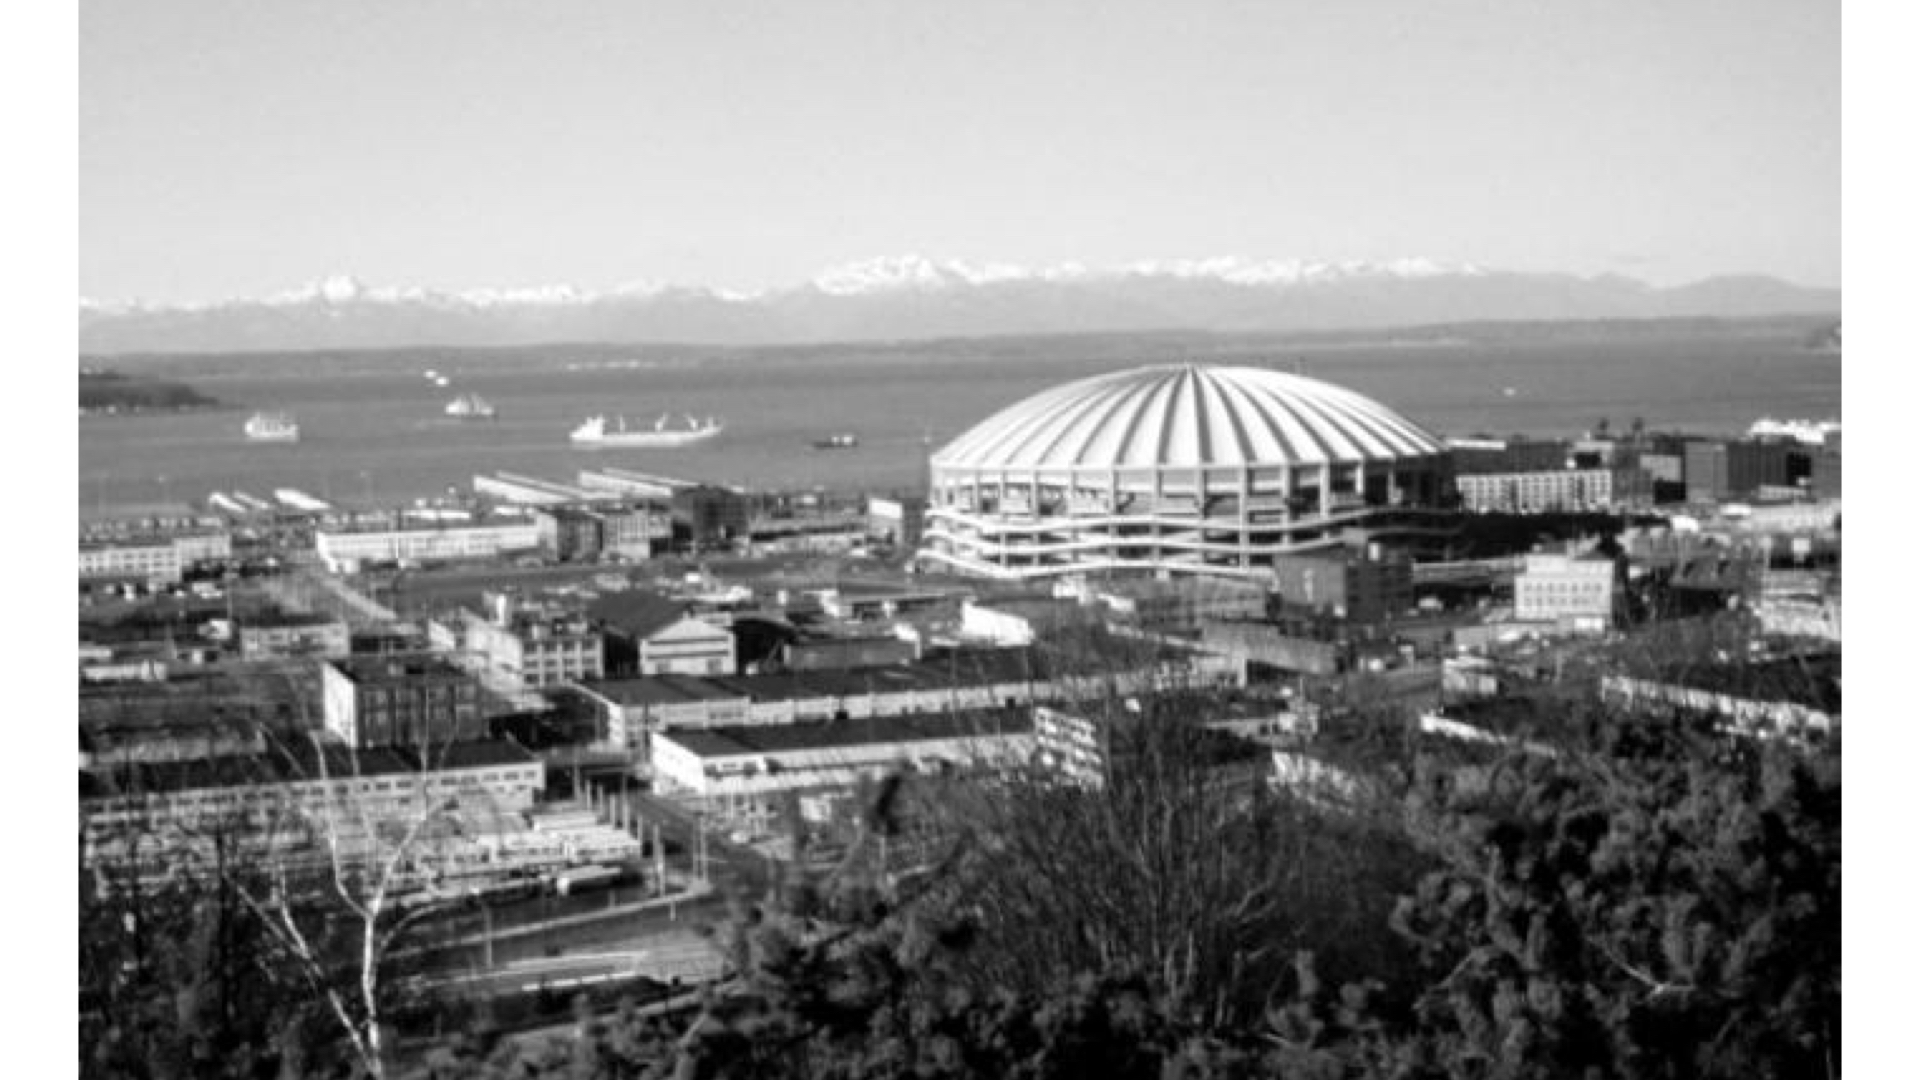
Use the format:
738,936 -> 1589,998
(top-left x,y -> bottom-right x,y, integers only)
79,329 -> 1841,515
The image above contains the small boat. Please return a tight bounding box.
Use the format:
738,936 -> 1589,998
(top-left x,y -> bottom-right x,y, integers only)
244,412 -> 300,442
571,413 -> 723,448
812,433 -> 859,450
445,392 -> 497,420
1501,387 -> 1518,398
433,375 -> 451,388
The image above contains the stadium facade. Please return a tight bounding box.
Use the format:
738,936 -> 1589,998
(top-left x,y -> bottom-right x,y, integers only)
918,364 -> 1451,581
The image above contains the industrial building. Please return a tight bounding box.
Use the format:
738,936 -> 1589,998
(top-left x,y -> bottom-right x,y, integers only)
1455,467 -> 1652,513
919,364 -> 1450,581
320,655 -> 485,749
313,519 -> 542,572
648,711 -> 1034,804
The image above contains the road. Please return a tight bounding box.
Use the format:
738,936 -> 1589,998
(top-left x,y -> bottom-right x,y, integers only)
411,930 -> 726,997
406,786 -> 776,983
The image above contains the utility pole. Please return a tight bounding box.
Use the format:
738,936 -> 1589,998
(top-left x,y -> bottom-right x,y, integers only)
653,823 -> 665,896
482,902 -> 494,969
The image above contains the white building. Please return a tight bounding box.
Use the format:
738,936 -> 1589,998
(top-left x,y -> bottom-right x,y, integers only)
1513,552 -> 1617,631
636,614 -> 738,676
79,539 -> 181,583
649,714 -> 1033,805
1456,469 -> 1652,513
458,605 -> 606,689
313,521 -> 542,572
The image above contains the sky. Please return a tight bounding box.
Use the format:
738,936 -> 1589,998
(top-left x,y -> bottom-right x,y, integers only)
79,0 -> 1839,303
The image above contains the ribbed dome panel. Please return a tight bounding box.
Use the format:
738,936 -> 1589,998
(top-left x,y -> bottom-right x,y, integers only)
932,364 -> 1444,471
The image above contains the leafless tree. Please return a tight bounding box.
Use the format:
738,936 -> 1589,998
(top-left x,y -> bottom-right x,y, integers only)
221,719 -> 519,1079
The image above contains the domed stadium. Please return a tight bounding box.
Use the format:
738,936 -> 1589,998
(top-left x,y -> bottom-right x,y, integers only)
918,363 -> 1451,580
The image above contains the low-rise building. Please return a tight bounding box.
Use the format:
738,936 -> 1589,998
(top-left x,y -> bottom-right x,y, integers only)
534,502 -> 670,562
1199,620 -> 1344,675
459,604 -> 606,689
649,711 -> 1034,807
636,614 -> 737,676
816,585 -> 966,622
238,614 -> 352,660
1754,597 -> 1841,643
313,520 -> 543,572
1095,576 -> 1271,634
571,676 -> 755,752
780,631 -> 919,671
1031,704 -> 1278,790
960,596 -> 1087,647
590,592 -> 736,676
1456,468 -> 1653,513
673,485 -> 751,547
867,495 -> 928,550
1267,546 -> 1411,624
321,655 -> 485,749
1450,438 -> 1573,475
1513,551 -> 1619,631
81,739 -> 545,887
573,644 -> 1240,756
80,539 -> 181,584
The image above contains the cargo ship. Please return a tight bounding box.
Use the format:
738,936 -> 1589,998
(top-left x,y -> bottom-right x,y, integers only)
243,412 -> 300,442
571,413 -> 723,448
446,393 -> 497,420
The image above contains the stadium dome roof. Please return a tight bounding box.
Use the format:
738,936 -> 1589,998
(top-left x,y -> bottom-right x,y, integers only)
931,364 -> 1445,472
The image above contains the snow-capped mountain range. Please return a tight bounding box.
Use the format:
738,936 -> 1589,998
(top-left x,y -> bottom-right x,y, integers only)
78,256 -> 1840,354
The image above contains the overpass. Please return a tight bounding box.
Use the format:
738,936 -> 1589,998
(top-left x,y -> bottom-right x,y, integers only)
1412,556 -> 1524,589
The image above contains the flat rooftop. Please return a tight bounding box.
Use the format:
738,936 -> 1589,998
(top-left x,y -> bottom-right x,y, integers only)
577,675 -> 749,707
81,738 -> 536,799
329,654 -> 473,685
658,709 -> 1033,760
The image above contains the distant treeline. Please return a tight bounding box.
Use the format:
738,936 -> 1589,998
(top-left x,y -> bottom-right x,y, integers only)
79,369 -> 222,413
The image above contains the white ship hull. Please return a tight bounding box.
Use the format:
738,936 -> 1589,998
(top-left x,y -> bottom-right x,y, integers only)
244,412 -> 300,442
570,413 -> 722,447
446,394 -> 497,419
572,427 -> 722,448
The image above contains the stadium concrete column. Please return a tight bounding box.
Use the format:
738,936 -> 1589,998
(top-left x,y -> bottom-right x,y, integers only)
1238,466 -> 1252,570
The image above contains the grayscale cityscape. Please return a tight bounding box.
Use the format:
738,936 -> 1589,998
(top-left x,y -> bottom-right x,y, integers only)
77,3 -> 1840,1077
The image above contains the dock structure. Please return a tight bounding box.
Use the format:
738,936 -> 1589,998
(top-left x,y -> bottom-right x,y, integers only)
475,471 -> 619,507
273,488 -> 332,513
577,467 -> 699,501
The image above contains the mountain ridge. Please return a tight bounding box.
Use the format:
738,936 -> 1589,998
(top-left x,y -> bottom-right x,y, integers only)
78,257 -> 1840,355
